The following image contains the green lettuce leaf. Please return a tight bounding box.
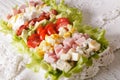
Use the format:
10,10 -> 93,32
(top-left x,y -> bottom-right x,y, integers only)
0,19 -> 13,34
12,34 -> 30,54
26,53 -> 43,72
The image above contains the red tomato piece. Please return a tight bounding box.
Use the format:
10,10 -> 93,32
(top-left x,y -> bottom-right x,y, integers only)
56,18 -> 70,26
45,23 -> 57,35
27,34 -> 41,48
36,26 -> 44,35
45,23 -> 56,29
56,22 -> 69,31
56,18 -> 70,31
39,30 -> 47,40
47,26 -> 56,35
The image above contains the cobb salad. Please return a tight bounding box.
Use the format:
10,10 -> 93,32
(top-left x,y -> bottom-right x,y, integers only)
0,0 -> 113,80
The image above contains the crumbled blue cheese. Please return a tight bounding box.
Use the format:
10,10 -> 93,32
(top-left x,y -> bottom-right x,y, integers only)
56,60 -> 72,72
60,53 -> 71,61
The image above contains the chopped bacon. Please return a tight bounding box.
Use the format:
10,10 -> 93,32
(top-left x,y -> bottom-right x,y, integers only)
13,8 -> 21,15
51,9 -> 58,15
7,14 -> 12,20
19,4 -> 26,13
16,25 -> 27,36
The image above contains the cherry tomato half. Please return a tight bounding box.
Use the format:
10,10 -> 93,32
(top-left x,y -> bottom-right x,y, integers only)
27,34 -> 41,48
45,23 -> 57,35
47,26 -> 56,35
39,30 -> 47,40
36,26 -> 44,35
56,18 -> 70,26
56,18 -> 70,31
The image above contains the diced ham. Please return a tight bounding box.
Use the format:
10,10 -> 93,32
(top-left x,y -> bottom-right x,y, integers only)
83,33 -> 90,39
63,38 -> 74,47
13,8 -> 21,15
29,0 -> 42,7
19,4 -> 26,13
75,37 -> 86,46
29,0 -> 44,7
29,1 -> 36,6
72,43 -> 78,49
54,44 -> 63,54
72,32 -> 83,40
44,53 -> 58,64
56,49 -> 66,58
63,45 -> 71,53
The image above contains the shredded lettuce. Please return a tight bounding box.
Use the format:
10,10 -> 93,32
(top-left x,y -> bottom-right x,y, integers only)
12,34 -> 30,54
0,19 -> 13,34
26,53 -> 43,72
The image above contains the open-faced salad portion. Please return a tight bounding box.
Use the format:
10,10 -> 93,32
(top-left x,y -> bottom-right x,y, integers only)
0,0 -> 110,80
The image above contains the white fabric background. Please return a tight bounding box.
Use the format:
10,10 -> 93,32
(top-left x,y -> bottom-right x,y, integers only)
0,0 -> 120,80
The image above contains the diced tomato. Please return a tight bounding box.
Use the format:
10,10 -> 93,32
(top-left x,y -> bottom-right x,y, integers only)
27,34 -> 41,48
56,18 -> 70,31
51,9 -> 58,15
45,23 -> 57,35
45,23 -> 56,30
37,26 -> 44,35
39,30 -> 47,40
16,25 -> 27,36
56,18 -> 70,26
56,22 -> 69,31
47,26 -> 56,35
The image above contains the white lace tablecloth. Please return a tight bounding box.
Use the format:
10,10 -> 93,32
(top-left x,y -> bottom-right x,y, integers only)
0,0 -> 120,80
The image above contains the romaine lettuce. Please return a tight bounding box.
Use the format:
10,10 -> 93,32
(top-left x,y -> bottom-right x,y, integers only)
0,19 -> 13,34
